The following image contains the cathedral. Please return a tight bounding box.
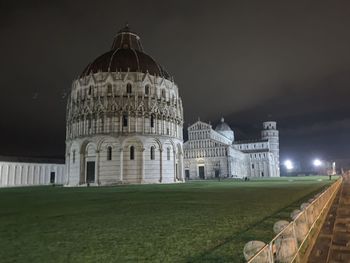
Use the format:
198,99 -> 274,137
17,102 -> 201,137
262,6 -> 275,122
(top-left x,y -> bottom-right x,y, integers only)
183,119 -> 280,179
65,25 -> 184,186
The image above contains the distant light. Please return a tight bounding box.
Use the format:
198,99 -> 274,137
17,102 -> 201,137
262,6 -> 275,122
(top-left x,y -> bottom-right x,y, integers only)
313,159 -> 322,167
284,160 -> 294,170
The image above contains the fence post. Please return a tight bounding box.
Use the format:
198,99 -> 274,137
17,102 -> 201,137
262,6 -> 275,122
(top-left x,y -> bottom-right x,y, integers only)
292,221 -> 299,263
268,242 -> 274,263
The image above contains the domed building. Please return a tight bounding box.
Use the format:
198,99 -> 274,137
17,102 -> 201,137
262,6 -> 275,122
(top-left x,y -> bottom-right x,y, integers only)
183,118 -> 280,180
215,117 -> 234,143
65,25 -> 184,186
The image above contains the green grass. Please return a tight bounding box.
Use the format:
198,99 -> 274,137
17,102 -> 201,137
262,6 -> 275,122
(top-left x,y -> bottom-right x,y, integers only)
0,176 -> 337,263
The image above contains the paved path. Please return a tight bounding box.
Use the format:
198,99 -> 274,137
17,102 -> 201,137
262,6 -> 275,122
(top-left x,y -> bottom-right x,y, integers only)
308,174 -> 350,263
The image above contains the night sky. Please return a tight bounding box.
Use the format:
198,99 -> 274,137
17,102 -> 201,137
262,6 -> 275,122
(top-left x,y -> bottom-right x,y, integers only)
1,1 -> 350,165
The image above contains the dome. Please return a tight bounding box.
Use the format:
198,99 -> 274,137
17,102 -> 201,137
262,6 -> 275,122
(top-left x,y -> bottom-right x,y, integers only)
80,25 -> 170,79
215,117 -> 232,132
215,117 -> 234,142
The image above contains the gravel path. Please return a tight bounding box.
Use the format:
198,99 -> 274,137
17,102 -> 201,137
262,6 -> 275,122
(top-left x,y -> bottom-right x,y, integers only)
308,174 -> 350,263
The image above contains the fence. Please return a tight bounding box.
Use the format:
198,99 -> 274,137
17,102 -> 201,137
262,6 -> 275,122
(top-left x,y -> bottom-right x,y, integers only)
246,177 -> 342,263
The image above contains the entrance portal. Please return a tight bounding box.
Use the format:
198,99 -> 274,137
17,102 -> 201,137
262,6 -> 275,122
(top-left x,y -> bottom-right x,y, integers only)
50,172 -> 55,184
198,166 -> 205,179
185,170 -> 190,180
86,161 -> 95,183
215,169 -> 220,178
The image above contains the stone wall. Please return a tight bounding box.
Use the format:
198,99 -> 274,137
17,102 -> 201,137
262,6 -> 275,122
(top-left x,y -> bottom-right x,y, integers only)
65,135 -> 184,186
0,161 -> 65,187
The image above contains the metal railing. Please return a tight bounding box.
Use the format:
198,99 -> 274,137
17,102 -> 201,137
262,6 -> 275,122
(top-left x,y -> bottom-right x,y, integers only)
246,177 -> 342,263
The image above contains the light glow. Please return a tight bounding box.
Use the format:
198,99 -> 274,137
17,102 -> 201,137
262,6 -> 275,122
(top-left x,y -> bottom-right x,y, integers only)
284,160 -> 294,170
313,159 -> 322,167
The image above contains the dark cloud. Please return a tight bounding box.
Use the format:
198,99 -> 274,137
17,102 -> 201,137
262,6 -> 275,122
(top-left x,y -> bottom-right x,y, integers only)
1,0 -> 350,164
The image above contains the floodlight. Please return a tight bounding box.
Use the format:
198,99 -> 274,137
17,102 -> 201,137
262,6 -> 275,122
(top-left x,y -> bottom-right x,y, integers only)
284,160 -> 293,170
313,159 -> 322,167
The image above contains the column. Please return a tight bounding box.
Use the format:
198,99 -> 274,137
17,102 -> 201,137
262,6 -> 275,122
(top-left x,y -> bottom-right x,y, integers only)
141,147 -> 145,183
5,165 -> 9,186
26,165 -> 30,185
159,149 -> 163,183
119,148 -> 123,182
96,150 -> 100,185
19,165 -> 23,185
119,115 -> 123,132
179,152 -> 184,181
80,152 -> 85,184
173,150 -> 176,182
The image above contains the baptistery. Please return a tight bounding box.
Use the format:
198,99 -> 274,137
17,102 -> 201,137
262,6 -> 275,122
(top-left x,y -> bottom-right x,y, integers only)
65,25 -> 184,186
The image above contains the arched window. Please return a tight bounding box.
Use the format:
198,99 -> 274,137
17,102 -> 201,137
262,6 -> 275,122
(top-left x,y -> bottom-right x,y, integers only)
88,86 -> 92,95
126,83 -> 132,94
107,84 -> 112,94
150,146 -> 155,160
72,150 -> 76,163
130,146 -> 135,160
150,115 -> 154,128
145,85 -> 150,95
123,113 -> 128,127
161,89 -> 166,98
107,146 -> 112,161
167,148 -> 171,160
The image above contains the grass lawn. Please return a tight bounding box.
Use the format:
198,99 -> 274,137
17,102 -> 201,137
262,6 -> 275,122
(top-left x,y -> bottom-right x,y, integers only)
0,176 -> 337,263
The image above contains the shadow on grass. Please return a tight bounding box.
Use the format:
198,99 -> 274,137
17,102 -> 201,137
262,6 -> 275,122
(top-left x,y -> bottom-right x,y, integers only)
183,186 -> 329,263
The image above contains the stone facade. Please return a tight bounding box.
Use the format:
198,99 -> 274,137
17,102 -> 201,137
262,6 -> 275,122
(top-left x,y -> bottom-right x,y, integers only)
183,119 -> 280,179
0,161 -> 65,187
65,25 -> 184,186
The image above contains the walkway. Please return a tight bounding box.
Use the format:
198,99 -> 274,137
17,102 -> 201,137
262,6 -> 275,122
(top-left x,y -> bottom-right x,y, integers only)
308,174 -> 350,263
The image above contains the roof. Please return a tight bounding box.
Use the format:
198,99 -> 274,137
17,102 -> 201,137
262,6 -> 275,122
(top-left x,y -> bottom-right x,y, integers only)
239,149 -> 270,154
80,25 -> 170,79
0,156 -> 65,164
233,139 -> 268,144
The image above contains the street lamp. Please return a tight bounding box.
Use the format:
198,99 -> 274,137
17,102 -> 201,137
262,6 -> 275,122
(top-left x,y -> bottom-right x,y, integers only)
284,160 -> 294,170
313,159 -> 322,167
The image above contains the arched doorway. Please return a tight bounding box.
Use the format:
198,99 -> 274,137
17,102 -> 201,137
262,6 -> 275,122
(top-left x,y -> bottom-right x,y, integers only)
83,143 -> 97,185
197,159 -> 205,179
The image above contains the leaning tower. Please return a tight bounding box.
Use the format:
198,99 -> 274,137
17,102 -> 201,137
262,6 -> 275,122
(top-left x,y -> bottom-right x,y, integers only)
261,121 -> 280,176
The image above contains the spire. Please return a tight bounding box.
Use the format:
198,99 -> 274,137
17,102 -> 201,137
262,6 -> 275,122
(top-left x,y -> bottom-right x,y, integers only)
118,22 -> 131,34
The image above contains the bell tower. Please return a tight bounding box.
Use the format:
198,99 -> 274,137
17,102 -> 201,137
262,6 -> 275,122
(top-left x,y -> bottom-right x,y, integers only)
261,121 -> 280,176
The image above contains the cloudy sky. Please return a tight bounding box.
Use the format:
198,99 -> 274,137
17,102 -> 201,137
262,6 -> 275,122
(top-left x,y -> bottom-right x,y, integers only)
1,0 -> 350,164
